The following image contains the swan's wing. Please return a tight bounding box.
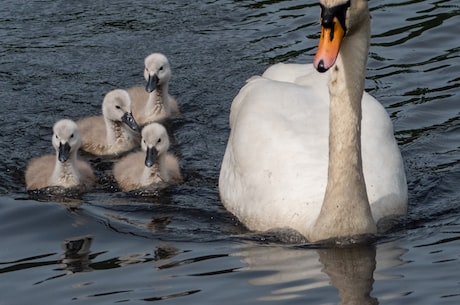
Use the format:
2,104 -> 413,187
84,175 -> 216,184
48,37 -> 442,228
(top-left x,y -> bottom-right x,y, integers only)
262,63 -> 317,83
220,78 -> 329,231
361,93 -> 408,219
230,63 -> 319,129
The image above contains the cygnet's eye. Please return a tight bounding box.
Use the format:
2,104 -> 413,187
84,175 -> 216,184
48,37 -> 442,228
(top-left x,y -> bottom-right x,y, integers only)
159,66 -> 164,71
157,138 -> 162,143
70,133 -> 74,138
115,105 -> 121,109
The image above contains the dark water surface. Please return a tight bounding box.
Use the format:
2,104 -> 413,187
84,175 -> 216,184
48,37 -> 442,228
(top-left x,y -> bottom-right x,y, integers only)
1,0 -> 459,304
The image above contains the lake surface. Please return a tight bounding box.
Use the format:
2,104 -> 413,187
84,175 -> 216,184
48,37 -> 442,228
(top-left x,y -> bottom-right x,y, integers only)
1,0 -> 459,304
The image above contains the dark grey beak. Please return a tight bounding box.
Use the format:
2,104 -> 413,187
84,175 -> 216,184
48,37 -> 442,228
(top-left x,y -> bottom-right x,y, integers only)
58,142 -> 71,162
145,147 -> 158,167
145,74 -> 159,93
122,112 -> 140,132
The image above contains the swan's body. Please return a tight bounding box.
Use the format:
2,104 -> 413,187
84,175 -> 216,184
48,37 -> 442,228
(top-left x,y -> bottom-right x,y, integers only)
128,53 -> 179,125
77,89 -> 140,156
219,0 -> 407,242
25,119 -> 95,191
113,123 -> 182,191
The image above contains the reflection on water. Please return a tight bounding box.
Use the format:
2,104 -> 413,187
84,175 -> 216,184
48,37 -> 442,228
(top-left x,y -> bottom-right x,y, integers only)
318,246 -> 378,305
236,240 -> 407,304
61,235 -> 94,274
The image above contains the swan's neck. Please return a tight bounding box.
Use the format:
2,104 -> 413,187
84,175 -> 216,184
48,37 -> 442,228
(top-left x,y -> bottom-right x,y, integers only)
51,153 -> 79,186
311,13 -> 376,242
145,84 -> 171,116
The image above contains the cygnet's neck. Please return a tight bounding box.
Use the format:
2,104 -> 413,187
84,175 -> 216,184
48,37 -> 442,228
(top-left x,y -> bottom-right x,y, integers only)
51,152 -> 79,186
140,154 -> 168,186
105,118 -> 131,147
310,12 -> 376,242
146,83 -> 171,117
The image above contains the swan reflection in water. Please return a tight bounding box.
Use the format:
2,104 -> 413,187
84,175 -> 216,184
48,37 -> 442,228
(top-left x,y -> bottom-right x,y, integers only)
236,240 -> 405,304
60,235 -> 94,274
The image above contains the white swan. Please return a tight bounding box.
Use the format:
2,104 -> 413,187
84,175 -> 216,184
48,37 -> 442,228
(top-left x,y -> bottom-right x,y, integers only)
25,119 -> 95,191
219,0 -> 407,242
128,53 -> 179,125
77,89 -> 140,156
113,122 -> 183,191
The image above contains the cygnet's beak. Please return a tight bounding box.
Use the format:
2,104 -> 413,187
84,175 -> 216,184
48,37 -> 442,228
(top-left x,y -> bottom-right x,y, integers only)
145,74 -> 159,93
144,146 -> 158,167
122,112 -> 140,132
58,142 -> 71,162
313,2 -> 349,73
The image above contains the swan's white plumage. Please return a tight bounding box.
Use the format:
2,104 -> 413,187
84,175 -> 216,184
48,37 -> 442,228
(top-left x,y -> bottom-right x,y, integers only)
219,0 -> 407,242
25,119 -> 95,191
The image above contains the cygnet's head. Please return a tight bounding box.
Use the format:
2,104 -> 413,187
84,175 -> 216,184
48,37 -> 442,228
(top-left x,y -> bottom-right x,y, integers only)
52,119 -> 81,162
143,53 -> 172,93
102,89 -> 140,131
141,123 -> 170,167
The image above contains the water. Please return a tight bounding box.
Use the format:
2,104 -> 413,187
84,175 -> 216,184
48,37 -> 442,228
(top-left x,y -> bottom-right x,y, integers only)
1,0 -> 459,304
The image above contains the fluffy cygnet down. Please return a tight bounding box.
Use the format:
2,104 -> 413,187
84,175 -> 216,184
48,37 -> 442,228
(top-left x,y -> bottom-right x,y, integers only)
25,119 -> 96,191
113,122 -> 182,191
128,53 -> 179,125
77,89 -> 140,156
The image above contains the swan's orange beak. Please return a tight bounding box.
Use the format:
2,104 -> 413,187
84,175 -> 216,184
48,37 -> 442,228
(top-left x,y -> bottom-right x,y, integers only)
313,17 -> 346,73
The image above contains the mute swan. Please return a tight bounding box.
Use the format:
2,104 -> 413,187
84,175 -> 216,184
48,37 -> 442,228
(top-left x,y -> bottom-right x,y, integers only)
113,122 -> 183,191
219,0 -> 407,242
128,53 -> 179,125
77,89 -> 140,156
25,119 -> 95,191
